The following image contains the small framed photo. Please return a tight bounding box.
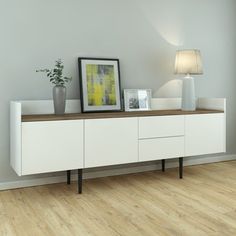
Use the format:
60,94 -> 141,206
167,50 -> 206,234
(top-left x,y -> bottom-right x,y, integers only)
78,57 -> 122,112
124,89 -> 152,112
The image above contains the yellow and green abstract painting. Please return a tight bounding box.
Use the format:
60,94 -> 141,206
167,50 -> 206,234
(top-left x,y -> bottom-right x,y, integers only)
86,64 -> 117,106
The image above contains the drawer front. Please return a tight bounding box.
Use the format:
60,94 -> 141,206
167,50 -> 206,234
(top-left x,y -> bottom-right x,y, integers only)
139,115 -> 184,139
139,137 -> 184,161
22,120 -> 84,175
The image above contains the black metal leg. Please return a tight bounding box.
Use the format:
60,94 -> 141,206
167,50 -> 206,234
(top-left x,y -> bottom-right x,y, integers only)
67,170 -> 71,185
78,169 -> 82,194
179,157 -> 183,179
161,159 -> 165,172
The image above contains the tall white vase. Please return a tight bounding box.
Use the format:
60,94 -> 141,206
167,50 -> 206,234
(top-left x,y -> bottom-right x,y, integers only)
181,75 -> 196,111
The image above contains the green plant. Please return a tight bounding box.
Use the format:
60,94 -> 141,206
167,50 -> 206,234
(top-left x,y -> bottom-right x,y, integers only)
36,59 -> 72,86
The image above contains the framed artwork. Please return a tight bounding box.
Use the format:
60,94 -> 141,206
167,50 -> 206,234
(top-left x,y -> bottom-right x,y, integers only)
124,89 -> 152,112
78,58 -> 122,112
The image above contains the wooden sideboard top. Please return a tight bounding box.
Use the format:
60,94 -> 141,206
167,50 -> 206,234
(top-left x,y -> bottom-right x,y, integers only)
21,109 -> 224,122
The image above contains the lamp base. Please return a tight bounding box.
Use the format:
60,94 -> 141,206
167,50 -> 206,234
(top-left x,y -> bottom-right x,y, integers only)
181,76 -> 196,111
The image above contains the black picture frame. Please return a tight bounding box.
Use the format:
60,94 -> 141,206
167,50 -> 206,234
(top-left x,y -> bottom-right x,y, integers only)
78,57 -> 122,113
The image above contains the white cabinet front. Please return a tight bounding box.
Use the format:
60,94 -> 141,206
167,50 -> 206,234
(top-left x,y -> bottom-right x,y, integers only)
85,118 -> 138,168
22,120 -> 84,175
139,115 -> 184,139
185,114 -> 225,156
139,137 -> 184,162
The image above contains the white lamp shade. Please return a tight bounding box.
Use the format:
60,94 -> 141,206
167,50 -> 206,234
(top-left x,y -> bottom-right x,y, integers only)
175,49 -> 203,75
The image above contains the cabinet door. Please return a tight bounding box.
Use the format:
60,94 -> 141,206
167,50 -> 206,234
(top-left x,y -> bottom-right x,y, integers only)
185,114 -> 225,156
22,120 -> 84,175
85,118 -> 138,168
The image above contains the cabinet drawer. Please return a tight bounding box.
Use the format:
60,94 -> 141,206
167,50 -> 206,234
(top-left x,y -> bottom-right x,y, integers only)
139,115 -> 184,139
139,137 -> 184,161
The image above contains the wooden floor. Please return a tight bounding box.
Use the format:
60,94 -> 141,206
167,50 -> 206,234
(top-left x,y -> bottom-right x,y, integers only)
1,161 -> 236,236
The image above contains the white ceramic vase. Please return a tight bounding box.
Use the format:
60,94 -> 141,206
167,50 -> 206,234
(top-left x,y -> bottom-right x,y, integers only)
181,75 -> 196,111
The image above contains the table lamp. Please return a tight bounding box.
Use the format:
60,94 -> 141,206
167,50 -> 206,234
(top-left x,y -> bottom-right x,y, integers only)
175,49 -> 203,111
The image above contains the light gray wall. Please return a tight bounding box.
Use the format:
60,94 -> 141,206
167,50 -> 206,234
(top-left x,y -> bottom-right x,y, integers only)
0,0 -> 235,183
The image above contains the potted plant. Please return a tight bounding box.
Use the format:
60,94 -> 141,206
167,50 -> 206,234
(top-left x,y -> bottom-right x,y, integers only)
36,59 -> 72,115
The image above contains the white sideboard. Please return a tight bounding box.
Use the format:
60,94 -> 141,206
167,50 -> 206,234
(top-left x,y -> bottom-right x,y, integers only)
10,98 -> 226,193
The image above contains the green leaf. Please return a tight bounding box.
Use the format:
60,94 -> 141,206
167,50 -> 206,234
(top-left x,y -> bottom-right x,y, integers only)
36,59 -> 72,86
